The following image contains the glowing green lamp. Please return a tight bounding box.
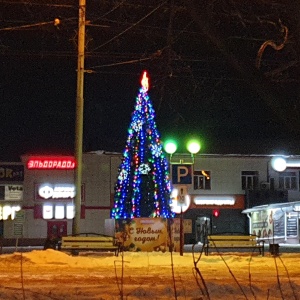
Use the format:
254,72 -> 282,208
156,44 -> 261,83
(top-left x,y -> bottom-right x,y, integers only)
164,140 -> 178,155
186,140 -> 201,154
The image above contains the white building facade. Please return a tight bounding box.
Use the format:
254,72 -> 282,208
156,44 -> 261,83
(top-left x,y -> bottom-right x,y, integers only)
1,152 -> 300,245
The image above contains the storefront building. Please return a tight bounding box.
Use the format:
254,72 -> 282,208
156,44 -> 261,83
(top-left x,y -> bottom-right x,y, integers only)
0,163 -> 24,239
242,156 -> 300,244
169,154 -> 270,244
2,152 -> 300,246
10,152 -> 120,241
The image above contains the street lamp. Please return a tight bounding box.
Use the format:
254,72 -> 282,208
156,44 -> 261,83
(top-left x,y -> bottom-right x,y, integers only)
164,139 -> 201,256
271,156 -> 300,172
164,139 -> 200,164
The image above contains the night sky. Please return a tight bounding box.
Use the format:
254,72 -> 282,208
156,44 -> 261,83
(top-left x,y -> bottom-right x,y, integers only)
1,0 -> 300,162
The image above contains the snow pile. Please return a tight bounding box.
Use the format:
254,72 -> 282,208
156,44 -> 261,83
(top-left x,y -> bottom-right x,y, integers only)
0,250 -> 300,299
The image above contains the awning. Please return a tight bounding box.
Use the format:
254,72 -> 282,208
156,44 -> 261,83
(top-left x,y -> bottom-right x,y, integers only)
242,201 -> 300,214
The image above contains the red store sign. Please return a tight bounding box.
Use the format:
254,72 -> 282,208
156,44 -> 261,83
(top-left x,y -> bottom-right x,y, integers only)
27,157 -> 76,170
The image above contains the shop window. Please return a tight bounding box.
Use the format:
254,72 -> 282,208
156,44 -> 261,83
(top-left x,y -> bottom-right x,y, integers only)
194,170 -> 211,190
66,204 -> 75,219
279,172 -> 297,190
241,171 -> 259,190
55,205 -> 65,219
43,205 -> 53,219
42,203 -> 75,220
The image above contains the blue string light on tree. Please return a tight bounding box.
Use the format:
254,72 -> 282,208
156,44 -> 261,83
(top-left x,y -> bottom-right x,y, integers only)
111,71 -> 174,219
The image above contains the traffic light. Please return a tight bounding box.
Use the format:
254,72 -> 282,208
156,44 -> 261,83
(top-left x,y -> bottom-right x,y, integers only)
212,209 -> 220,218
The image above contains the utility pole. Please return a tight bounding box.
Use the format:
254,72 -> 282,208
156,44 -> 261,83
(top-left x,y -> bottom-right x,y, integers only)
72,0 -> 86,236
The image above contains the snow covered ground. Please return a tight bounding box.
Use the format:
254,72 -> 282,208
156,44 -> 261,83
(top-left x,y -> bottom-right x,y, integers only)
0,249 -> 299,299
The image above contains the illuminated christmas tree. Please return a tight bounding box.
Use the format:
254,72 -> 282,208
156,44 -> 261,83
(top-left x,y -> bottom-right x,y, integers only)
111,71 -> 174,219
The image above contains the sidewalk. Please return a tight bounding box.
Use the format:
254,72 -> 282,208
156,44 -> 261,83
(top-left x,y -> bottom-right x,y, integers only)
0,246 -> 43,254
1,244 -> 300,255
184,243 -> 300,254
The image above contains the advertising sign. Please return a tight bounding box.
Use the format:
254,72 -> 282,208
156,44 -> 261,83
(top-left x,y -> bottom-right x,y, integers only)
0,165 -> 24,182
35,184 -> 85,202
14,210 -> 25,223
171,218 -> 180,252
115,218 -> 191,252
14,211 -> 25,237
14,223 -> 23,237
115,218 -> 170,252
251,208 -> 285,238
170,218 -> 192,251
27,157 -> 76,170
37,184 -> 76,199
0,185 -> 23,200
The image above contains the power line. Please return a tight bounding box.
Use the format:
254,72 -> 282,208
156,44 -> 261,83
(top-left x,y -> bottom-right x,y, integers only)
92,0 -> 168,51
0,20 -> 53,31
0,17 -> 77,31
0,0 -> 74,8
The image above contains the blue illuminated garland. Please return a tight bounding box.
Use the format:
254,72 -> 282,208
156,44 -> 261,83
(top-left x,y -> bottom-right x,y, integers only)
111,72 -> 174,219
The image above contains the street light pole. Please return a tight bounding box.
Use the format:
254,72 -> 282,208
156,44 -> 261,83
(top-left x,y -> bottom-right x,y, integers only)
72,0 -> 86,236
164,139 -> 201,256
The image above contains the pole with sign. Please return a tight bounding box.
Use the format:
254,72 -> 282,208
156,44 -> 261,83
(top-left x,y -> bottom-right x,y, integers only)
178,188 -> 186,256
164,139 -> 201,256
14,210 -> 25,252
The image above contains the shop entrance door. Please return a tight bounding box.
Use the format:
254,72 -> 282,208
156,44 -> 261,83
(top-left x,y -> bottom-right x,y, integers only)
47,221 -> 67,239
0,220 -> 3,237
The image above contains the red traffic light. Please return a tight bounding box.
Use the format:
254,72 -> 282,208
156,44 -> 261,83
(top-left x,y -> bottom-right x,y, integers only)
213,209 -> 220,217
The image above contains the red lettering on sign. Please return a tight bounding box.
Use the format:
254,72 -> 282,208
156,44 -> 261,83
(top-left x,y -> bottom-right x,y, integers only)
27,158 -> 76,170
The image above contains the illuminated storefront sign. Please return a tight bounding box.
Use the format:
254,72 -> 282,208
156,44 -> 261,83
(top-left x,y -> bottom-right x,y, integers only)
37,184 -> 76,199
0,205 -> 21,220
27,157 -> 76,170
194,196 -> 235,205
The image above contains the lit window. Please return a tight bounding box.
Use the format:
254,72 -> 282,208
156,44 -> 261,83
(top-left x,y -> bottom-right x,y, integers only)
55,205 -> 65,219
43,205 -> 53,219
66,204 -> 75,219
194,170 -> 211,190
